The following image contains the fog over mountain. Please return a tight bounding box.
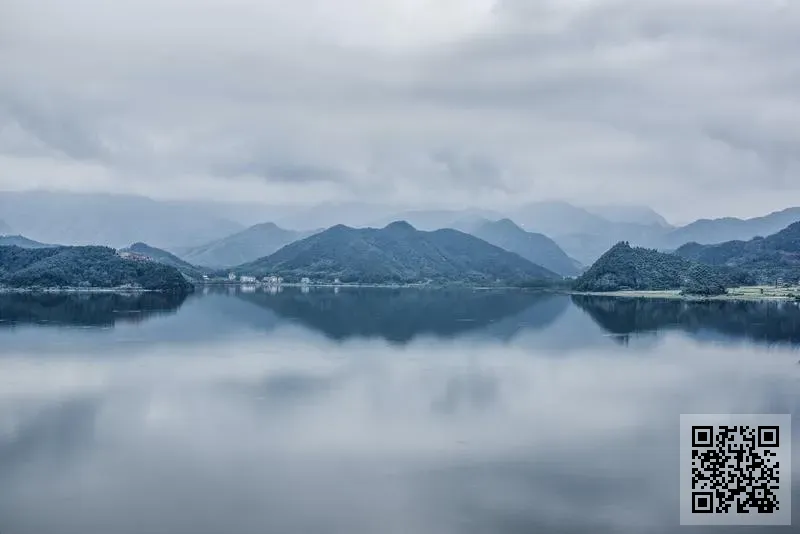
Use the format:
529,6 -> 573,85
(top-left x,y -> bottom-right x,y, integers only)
658,207 -> 800,251
3,189 -> 799,267
0,191 -> 243,248
3,1 -> 800,221
176,223 -> 317,268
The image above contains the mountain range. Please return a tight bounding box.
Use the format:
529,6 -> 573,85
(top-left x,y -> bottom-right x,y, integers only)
2,190 -> 800,269
237,221 -> 560,285
657,207 -> 800,251
674,221 -> 800,283
174,223 -> 316,268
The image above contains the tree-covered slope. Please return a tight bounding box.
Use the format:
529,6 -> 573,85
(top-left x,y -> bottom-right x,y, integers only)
466,218 -> 580,276
0,245 -> 193,292
237,221 -> 559,284
573,242 -> 754,294
674,221 -> 800,283
122,242 -> 206,279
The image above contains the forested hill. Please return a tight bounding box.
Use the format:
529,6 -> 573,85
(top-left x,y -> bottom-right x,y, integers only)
0,245 -> 193,293
237,221 -> 560,285
573,242 -> 754,295
122,242 -> 206,279
675,221 -> 800,283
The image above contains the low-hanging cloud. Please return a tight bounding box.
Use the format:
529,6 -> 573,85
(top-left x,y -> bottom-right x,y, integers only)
1,0 -> 799,220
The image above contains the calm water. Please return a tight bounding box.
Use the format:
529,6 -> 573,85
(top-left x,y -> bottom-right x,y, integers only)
1,287 -> 798,534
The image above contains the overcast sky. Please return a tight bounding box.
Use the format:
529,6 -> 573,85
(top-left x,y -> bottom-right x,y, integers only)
1,0 -> 799,222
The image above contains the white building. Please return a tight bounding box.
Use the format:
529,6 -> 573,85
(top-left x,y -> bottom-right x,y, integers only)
240,275 -> 257,283
228,272 -> 236,281
300,277 -> 311,285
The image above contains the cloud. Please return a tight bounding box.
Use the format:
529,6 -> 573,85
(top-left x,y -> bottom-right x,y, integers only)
1,0 -> 799,220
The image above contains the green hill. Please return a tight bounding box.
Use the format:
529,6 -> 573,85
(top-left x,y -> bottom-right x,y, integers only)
675,221 -> 800,283
464,218 -> 580,276
573,242 -> 754,295
177,222 -> 313,268
122,242 -> 206,279
0,245 -> 193,293
237,221 -> 559,285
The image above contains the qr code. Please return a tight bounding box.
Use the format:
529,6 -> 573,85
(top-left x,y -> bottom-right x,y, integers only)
680,414 -> 792,526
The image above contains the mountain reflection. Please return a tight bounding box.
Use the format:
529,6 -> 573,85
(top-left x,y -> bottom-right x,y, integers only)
572,295 -> 800,345
229,286 -> 568,343
0,292 -> 187,327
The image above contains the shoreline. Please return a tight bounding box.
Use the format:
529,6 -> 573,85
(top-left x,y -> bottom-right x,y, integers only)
0,287 -> 172,294
197,281 -> 558,291
570,286 -> 800,302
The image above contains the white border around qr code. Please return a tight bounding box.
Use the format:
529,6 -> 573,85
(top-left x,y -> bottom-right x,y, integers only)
680,414 -> 792,526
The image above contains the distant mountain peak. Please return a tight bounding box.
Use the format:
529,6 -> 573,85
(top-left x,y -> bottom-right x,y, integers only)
251,222 -> 281,231
384,220 -> 416,231
489,218 -> 524,231
174,222 -> 314,268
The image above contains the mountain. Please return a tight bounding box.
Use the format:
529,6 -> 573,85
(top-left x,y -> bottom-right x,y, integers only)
659,207 -> 800,250
674,221 -> 800,284
176,222 -> 313,268
237,221 -> 560,284
0,191 -> 244,248
459,218 -> 580,276
0,235 -> 54,249
573,242 -> 754,295
0,245 -> 193,292
121,242 -> 207,279
582,204 -> 672,227
511,201 -> 610,237
509,201 -> 670,265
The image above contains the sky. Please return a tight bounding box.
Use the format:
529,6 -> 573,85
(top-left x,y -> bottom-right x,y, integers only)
1,0 -> 799,222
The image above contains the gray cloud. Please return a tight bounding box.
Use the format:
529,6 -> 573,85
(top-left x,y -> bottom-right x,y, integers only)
1,0 -> 799,220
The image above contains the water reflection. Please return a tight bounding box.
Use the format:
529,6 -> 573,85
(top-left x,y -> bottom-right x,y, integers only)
2,289 -> 800,351
573,295 -> 800,346
0,289 -> 798,534
0,292 -> 186,327
233,286 -> 567,343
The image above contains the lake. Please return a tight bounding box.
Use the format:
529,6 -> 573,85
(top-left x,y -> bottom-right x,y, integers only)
0,287 -> 798,534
